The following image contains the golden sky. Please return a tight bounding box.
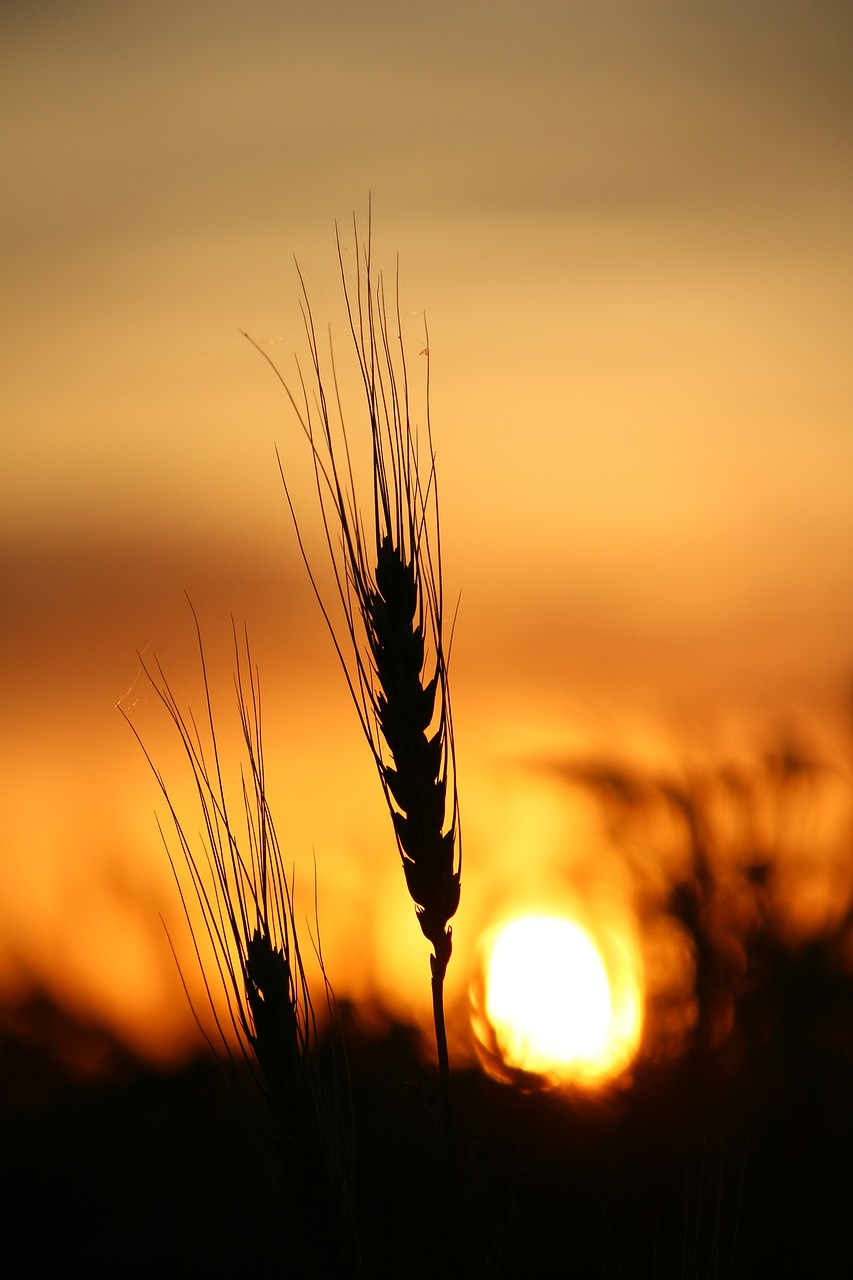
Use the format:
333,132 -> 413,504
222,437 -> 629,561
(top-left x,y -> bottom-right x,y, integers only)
3,1 -> 853,1064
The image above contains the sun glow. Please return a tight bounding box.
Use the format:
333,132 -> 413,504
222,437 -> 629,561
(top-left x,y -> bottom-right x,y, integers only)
473,913 -> 643,1086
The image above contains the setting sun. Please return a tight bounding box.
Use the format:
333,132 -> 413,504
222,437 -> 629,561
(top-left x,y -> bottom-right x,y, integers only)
475,913 -> 643,1085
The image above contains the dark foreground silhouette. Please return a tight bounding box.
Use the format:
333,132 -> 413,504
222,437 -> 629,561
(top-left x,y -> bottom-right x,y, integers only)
2,973 -> 852,1278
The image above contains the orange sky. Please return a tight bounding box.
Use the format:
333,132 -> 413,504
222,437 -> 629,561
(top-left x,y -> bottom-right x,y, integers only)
3,1 -> 853,1067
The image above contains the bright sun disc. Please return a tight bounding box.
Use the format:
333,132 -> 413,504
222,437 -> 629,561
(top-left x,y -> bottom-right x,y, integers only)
477,913 -> 642,1085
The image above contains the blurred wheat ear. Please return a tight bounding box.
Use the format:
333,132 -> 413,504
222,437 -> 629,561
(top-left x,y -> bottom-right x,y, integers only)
125,608 -> 359,1276
244,213 -> 462,1185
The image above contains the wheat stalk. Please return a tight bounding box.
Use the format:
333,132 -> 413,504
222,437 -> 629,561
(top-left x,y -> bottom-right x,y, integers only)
125,608 -> 358,1275
245,213 -> 462,1184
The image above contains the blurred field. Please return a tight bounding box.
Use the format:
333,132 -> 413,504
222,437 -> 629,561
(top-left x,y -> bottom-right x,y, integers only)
3,962 -> 851,1276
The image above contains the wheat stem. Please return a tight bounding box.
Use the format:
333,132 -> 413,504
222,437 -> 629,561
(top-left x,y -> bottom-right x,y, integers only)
125,610 -> 359,1274
256,211 -> 462,1189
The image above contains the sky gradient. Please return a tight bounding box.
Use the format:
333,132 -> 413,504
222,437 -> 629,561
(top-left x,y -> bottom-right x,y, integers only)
3,1 -> 853,1064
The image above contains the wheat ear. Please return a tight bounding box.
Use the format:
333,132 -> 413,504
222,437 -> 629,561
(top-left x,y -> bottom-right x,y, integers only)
125,609 -> 358,1275
246,215 -> 461,1176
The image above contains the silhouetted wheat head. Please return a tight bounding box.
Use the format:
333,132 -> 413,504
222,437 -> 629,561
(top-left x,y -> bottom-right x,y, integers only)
126,610 -> 358,1274
244,215 -> 461,1164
